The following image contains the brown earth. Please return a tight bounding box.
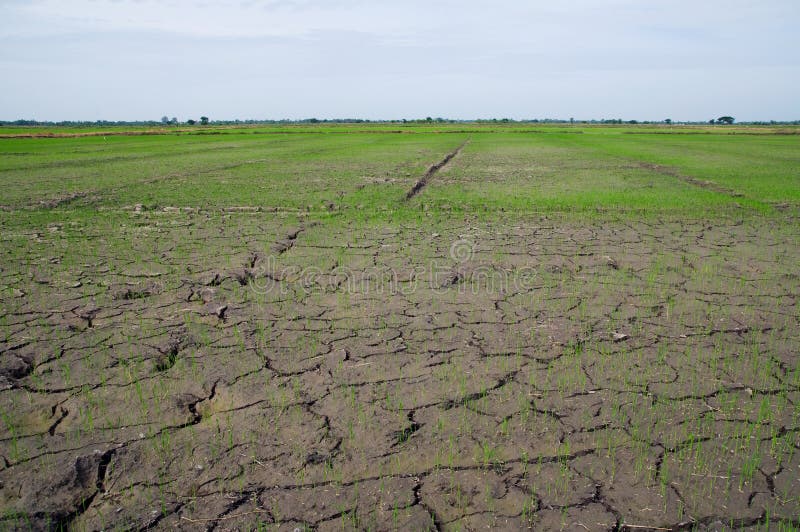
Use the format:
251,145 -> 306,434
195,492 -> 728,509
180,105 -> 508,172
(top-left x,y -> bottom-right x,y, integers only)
1,211 -> 798,531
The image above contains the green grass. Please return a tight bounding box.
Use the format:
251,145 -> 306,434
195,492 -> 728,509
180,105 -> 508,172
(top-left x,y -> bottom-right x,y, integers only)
1,122 -> 799,528
566,130 -> 800,203
1,124 -> 797,222
416,132 -> 753,216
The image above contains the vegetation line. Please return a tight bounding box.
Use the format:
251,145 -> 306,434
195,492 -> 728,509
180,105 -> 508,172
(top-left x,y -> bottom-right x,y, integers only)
405,139 -> 470,200
635,161 -> 744,198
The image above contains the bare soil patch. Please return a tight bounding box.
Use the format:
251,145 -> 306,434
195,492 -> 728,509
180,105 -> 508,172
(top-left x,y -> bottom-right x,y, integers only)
1,210 -> 798,530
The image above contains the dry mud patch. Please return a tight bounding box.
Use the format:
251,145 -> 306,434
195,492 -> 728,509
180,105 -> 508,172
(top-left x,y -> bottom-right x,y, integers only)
0,211 -> 799,530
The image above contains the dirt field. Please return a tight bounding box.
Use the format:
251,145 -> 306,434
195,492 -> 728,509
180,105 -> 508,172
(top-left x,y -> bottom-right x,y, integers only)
1,125 -> 798,530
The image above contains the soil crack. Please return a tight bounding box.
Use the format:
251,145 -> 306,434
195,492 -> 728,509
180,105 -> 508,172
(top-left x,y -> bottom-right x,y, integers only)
635,161 -> 745,198
405,140 -> 469,200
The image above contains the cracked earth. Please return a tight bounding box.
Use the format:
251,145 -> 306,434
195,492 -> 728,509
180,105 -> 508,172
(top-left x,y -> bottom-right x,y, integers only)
1,207 -> 798,531
1,127 -> 799,531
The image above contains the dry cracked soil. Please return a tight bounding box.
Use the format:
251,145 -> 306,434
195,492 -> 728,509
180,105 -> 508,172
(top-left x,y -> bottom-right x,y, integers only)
1,125 -> 800,532
1,206 -> 799,531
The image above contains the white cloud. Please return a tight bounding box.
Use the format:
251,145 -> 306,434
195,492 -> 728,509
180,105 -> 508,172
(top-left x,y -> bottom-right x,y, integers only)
0,0 -> 798,120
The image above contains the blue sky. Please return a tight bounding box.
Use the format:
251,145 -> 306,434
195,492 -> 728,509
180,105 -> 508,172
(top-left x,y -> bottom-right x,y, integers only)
1,0 -> 798,121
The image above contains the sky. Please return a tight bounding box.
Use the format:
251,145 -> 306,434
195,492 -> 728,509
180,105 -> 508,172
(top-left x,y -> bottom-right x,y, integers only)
0,0 -> 798,122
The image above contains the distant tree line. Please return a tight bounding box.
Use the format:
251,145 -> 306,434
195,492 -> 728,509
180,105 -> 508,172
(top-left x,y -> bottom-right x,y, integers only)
2,117 -> 800,127
1,119 -> 169,127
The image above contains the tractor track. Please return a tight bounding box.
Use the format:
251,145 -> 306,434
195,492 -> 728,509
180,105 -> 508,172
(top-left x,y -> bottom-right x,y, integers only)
405,139 -> 469,200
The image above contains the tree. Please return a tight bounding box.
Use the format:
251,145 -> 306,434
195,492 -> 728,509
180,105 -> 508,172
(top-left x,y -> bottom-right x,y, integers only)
664,118 -> 672,125
187,119 -> 196,125
161,116 -> 169,124
200,116 -> 209,125
717,116 -> 735,125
